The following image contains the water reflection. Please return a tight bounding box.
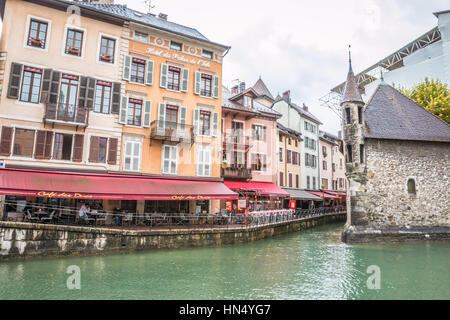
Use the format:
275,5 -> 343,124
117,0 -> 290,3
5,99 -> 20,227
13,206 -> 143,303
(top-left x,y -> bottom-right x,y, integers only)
0,223 -> 449,300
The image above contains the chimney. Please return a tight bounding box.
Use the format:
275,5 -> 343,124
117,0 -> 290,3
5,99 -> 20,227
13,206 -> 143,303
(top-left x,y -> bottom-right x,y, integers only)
282,90 -> 290,101
239,81 -> 246,93
158,13 -> 168,20
231,85 -> 239,95
338,130 -> 342,139
302,103 -> 308,112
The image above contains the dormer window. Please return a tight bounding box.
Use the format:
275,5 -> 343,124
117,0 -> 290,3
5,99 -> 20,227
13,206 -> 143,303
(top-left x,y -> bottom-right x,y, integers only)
244,95 -> 253,108
202,49 -> 213,59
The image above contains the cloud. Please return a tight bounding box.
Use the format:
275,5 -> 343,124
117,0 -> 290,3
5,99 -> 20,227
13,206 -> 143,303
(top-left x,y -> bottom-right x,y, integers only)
117,0 -> 447,134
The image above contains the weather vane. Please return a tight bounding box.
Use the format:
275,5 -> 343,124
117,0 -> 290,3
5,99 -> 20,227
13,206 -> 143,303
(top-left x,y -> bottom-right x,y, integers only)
144,0 -> 155,14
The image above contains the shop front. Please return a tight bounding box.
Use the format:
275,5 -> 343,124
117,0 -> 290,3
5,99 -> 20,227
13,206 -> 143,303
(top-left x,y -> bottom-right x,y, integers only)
282,188 -> 323,209
0,168 -> 238,224
307,190 -> 339,208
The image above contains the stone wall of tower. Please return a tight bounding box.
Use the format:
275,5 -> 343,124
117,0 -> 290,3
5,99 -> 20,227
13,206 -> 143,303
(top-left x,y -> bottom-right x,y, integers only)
342,100 -> 367,226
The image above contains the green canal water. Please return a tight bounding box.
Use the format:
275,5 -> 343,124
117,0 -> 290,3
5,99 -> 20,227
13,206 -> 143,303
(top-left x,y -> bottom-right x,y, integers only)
1,223 -> 449,300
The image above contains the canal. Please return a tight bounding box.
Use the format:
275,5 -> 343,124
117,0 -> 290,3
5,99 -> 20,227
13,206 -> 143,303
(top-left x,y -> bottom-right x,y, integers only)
0,223 -> 449,300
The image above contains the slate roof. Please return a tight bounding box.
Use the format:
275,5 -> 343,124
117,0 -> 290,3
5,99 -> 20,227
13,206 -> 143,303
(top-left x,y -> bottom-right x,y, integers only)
364,83 -> 450,143
222,86 -> 280,117
277,122 -> 302,140
341,68 -> 364,105
59,1 -> 228,48
252,78 -> 275,101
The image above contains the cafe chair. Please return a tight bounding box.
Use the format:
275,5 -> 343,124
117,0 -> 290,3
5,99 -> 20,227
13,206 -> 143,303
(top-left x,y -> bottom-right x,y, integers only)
122,212 -> 133,226
96,213 -> 108,226
41,210 -> 56,224
26,210 -> 41,223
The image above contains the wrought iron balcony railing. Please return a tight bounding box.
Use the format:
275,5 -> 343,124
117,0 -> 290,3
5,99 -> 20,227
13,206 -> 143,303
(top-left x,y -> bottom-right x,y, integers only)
44,103 -> 89,126
222,134 -> 251,149
150,120 -> 193,144
221,167 -> 252,180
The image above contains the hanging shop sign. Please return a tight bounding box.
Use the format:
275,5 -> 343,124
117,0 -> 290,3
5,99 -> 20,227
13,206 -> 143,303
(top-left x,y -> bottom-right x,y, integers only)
289,199 -> 297,209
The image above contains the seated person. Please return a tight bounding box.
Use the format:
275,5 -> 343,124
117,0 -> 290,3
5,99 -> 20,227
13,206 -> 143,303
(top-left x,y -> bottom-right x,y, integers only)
78,203 -> 90,224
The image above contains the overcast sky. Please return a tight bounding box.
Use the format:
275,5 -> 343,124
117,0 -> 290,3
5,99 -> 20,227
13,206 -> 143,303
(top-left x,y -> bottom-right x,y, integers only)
115,0 -> 448,134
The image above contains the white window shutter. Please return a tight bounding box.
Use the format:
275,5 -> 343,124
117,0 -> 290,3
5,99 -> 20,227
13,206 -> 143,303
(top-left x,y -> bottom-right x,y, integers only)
146,60 -> 154,85
143,100 -> 152,127
205,149 -> 211,176
157,102 -> 166,134
119,95 -> 128,124
122,55 -> 132,81
193,108 -> 200,135
194,71 -> 201,95
178,106 -> 187,138
160,63 -> 168,88
197,148 -> 203,176
181,68 -> 189,92
213,75 -> 219,98
212,112 -> 218,137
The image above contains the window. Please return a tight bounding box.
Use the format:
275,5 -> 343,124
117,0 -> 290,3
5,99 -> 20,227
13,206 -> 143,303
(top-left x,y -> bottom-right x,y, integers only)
296,175 -> 299,188
131,57 -> 146,84
407,179 -> 416,195
200,74 -> 212,97
127,98 -> 142,126
200,111 -> 211,136
94,81 -> 112,114
65,29 -> 83,56
197,147 -> 211,177
162,145 -> 177,175
358,106 -> 363,124
27,19 -> 48,49
165,105 -> 178,128
346,145 -> 352,163
307,176 -> 310,189
53,133 -> 72,160
279,172 -> 284,187
332,163 -> 336,172
292,151 -> 298,165
322,146 -> 327,154
230,151 -> 245,168
360,144 -> 364,163
251,153 -> 266,171
134,31 -> 148,42
339,178 -> 343,188
20,66 -> 42,103
323,160 -> 327,170
288,173 -> 293,188
287,150 -> 291,164
279,147 -> 283,162
322,179 -> 328,190
243,95 -> 252,108
98,137 -> 108,163
312,177 -> 316,190
279,134 -> 282,143
167,66 -> 181,91
288,137 -> 291,145
58,74 -> 79,121
340,159 -> 343,169
252,125 -> 266,141
170,41 -> 182,51
202,49 -> 213,59
13,129 -> 35,157
123,141 -> 140,172
99,36 -> 116,63
345,108 -> 351,123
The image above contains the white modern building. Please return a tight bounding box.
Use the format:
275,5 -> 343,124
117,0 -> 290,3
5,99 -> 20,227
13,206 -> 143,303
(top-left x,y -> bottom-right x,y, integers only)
272,91 -> 322,190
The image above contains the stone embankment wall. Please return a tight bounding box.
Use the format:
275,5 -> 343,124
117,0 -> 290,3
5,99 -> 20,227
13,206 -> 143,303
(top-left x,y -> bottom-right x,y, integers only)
0,213 -> 345,260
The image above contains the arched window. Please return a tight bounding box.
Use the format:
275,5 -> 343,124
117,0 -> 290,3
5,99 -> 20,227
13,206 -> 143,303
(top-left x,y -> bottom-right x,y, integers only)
407,179 -> 416,195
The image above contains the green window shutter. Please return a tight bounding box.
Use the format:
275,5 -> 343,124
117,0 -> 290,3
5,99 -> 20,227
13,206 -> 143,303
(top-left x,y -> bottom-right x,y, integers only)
194,71 -> 201,95
122,55 -> 132,81
157,102 -> 166,134
160,63 -> 168,88
7,63 -> 23,99
181,68 -> 189,92
146,60 -> 154,85
143,100 -> 152,127
213,75 -> 220,98
212,112 -> 218,137
193,108 -> 200,135
119,95 -> 128,124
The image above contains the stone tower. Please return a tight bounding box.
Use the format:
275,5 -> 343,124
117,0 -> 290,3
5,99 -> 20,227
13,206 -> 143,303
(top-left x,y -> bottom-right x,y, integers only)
341,52 -> 367,226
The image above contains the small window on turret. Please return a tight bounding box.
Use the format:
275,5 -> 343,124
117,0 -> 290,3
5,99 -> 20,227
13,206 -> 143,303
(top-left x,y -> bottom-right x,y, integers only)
358,106 -> 363,124
346,145 -> 352,163
360,144 -> 364,163
407,179 -> 416,195
345,108 -> 351,123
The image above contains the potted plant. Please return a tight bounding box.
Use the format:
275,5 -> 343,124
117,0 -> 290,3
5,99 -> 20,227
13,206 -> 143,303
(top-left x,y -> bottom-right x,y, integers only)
68,47 -> 80,55
29,37 -> 43,47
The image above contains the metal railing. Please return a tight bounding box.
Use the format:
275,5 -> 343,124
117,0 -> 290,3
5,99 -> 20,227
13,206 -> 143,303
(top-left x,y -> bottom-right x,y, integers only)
150,120 -> 193,143
222,134 -> 251,148
44,103 -> 89,126
2,200 -> 345,230
221,167 -> 252,180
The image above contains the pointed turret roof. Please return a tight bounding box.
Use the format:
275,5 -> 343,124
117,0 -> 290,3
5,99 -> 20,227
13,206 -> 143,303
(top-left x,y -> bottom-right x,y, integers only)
341,50 -> 364,105
365,83 -> 450,142
252,78 -> 275,101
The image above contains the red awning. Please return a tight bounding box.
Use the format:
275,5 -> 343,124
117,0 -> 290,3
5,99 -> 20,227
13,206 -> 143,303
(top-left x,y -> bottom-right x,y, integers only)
307,191 -> 339,199
0,168 -> 238,200
324,191 -> 346,198
224,181 -> 290,197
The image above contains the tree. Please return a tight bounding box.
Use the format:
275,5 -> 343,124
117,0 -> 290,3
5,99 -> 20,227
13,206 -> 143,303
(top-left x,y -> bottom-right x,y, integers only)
396,78 -> 450,124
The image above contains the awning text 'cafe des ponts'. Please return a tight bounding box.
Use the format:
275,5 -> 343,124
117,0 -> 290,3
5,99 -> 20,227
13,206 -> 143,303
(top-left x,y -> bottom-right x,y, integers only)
0,168 -> 238,201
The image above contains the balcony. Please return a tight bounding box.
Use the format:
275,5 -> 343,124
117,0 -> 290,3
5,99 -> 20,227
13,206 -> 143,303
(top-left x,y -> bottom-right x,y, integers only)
150,120 -> 194,145
222,134 -> 251,150
44,103 -> 89,127
221,167 -> 252,180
